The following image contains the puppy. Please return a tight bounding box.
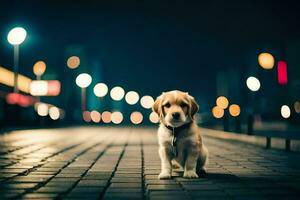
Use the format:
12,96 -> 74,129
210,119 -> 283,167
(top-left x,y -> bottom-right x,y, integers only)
153,90 -> 208,179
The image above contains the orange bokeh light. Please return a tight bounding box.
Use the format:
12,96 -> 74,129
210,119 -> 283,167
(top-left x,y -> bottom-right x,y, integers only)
130,111 -> 143,124
229,104 -> 241,117
102,111 -> 112,123
216,96 -> 229,109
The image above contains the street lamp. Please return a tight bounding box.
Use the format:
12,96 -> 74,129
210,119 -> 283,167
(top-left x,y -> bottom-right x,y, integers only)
229,104 -> 241,132
7,27 -> 27,93
246,76 -> 261,134
246,76 -> 260,92
258,52 -> 275,70
110,86 -> 125,101
93,83 -> 108,98
33,61 -> 46,80
281,105 -> 291,119
75,73 -> 92,114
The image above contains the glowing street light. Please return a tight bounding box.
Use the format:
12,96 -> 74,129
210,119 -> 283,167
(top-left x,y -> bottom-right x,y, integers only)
110,86 -> 125,101
130,111 -> 143,124
90,110 -> 101,123
7,27 -> 27,93
212,106 -> 224,119
216,96 -> 229,109
111,111 -> 123,124
246,76 -> 260,135
294,101 -> 300,114
140,95 -> 154,109
125,91 -> 139,105
281,105 -> 291,119
149,112 -> 159,123
75,73 -> 92,115
93,83 -> 108,98
76,73 -> 92,88
67,56 -> 80,69
229,104 -> 241,117
246,76 -> 260,92
33,61 -> 46,80
102,111 -> 112,123
49,106 -> 60,120
258,52 -> 275,69
37,103 -> 48,117
7,27 -> 27,45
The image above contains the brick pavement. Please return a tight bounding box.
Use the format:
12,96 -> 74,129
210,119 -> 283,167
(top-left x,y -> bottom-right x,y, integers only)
0,127 -> 299,199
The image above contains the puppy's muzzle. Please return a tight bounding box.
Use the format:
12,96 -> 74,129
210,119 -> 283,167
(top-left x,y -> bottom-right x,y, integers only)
172,112 -> 180,120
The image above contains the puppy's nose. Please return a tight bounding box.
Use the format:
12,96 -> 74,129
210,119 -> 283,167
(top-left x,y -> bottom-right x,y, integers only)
172,112 -> 180,120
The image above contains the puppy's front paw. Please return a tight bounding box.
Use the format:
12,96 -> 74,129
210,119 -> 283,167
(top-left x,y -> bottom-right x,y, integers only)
183,170 -> 198,179
158,172 -> 171,179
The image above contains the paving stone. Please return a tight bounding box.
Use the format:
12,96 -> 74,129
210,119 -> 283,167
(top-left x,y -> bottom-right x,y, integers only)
21,193 -> 58,199
147,184 -> 182,191
35,186 -> 70,193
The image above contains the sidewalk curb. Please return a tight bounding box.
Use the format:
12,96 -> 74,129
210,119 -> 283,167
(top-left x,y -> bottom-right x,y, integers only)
201,128 -> 300,152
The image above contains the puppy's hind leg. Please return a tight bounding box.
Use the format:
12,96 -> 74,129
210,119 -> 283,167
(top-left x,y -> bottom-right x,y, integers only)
196,145 -> 209,176
171,159 -> 183,171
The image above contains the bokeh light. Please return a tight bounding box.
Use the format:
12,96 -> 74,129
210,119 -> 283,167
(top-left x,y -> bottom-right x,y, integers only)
111,112 -> 123,124
212,106 -> 224,119
294,101 -> 300,114
75,73 -> 92,88
281,105 -> 291,119
110,86 -> 125,101
149,112 -> 159,123
7,27 -> 27,45
258,52 -> 275,69
83,111 -> 91,122
277,61 -> 288,85
140,95 -> 154,109
229,104 -> 241,117
102,111 -> 112,123
33,61 -> 46,76
246,76 -> 260,92
67,56 -> 80,69
90,110 -> 101,123
93,83 -> 108,97
6,93 -> 35,107
216,96 -> 229,109
0,66 -> 32,93
49,106 -> 60,120
125,91 -> 139,105
37,103 -> 48,117
30,80 -> 48,96
130,111 -> 143,124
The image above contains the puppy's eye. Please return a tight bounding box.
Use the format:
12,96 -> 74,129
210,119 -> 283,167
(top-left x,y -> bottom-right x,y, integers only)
180,103 -> 188,108
164,103 -> 171,108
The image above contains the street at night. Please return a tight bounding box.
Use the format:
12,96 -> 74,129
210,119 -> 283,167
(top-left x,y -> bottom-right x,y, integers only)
0,127 -> 300,199
1,0 -> 300,199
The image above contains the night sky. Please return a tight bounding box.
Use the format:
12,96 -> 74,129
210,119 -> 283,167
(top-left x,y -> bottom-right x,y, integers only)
1,0 -> 300,111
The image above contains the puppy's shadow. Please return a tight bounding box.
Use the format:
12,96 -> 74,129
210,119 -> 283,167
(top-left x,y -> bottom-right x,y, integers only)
204,172 -> 238,180
173,171 -> 238,179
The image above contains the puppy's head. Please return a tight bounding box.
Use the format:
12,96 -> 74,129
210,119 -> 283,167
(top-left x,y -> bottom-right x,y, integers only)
153,90 -> 199,127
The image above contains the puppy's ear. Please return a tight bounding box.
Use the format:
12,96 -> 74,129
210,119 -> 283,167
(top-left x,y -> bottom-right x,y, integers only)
153,94 -> 164,117
188,95 -> 199,117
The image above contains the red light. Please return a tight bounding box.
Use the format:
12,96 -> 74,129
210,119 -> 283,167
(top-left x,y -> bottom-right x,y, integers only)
6,93 -> 37,107
277,61 -> 288,85
47,80 -> 61,96
6,93 -> 19,105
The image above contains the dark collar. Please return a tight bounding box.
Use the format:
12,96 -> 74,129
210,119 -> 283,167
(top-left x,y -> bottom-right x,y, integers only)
164,122 -> 192,135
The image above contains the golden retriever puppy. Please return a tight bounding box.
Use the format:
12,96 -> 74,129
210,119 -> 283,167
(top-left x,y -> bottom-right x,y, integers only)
153,90 -> 208,179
